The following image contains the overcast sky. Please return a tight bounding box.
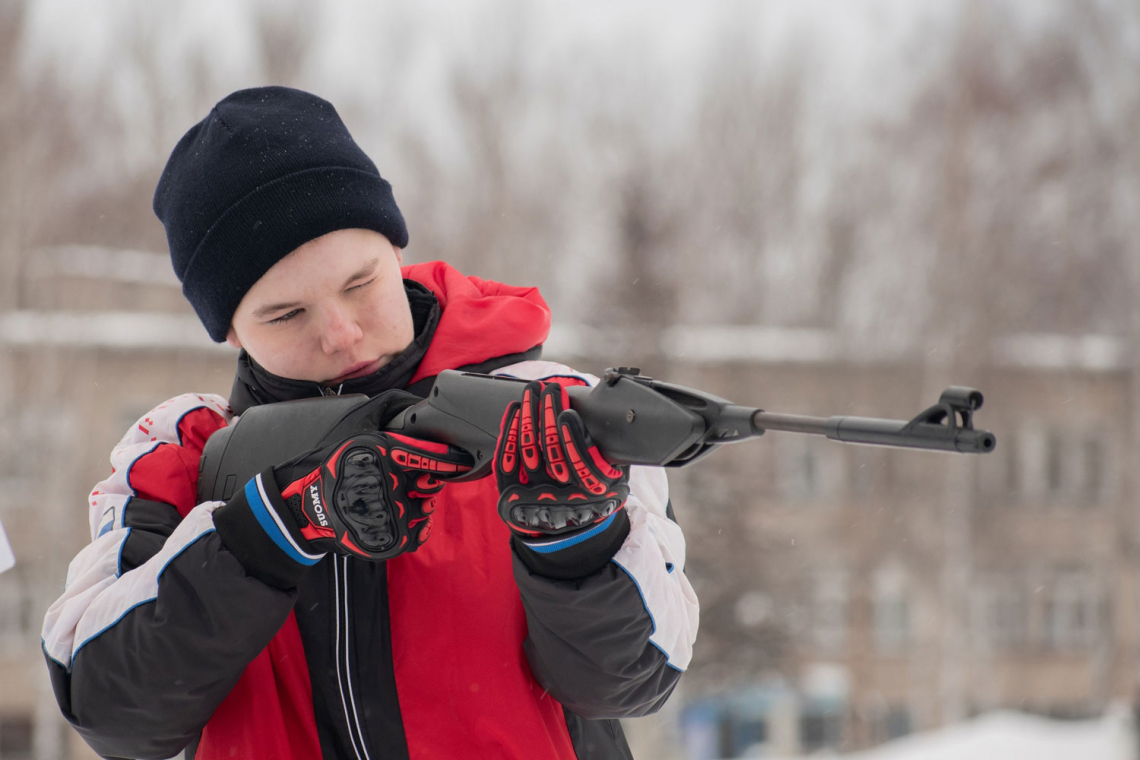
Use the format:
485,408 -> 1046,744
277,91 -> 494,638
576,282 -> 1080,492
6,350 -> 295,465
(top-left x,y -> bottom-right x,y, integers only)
17,1 -> 964,139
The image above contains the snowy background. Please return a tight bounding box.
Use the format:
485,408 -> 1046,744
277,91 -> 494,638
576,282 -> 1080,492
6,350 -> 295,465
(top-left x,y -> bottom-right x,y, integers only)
3,0 -> 1140,757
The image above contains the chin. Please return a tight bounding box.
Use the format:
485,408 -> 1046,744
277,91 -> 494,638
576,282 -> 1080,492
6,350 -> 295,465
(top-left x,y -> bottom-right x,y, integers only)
285,366 -> 333,384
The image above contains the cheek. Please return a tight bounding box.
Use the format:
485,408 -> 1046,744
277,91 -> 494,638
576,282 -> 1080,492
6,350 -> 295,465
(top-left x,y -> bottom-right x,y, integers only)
365,289 -> 414,342
243,328 -> 326,379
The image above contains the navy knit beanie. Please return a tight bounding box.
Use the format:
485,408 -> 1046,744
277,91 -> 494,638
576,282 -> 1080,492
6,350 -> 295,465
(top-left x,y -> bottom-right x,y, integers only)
154,86 -> 409,342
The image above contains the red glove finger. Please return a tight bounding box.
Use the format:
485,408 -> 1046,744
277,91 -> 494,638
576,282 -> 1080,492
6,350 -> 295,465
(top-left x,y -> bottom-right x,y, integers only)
381,432 -> 471,497
538,382 -> 573,484
519,381 -> 544,478
495,400 -> 523,480
557,408 -> 625,495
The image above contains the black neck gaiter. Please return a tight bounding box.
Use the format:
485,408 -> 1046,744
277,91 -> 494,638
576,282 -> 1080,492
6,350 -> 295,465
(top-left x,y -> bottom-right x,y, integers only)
229,281 -> 441,415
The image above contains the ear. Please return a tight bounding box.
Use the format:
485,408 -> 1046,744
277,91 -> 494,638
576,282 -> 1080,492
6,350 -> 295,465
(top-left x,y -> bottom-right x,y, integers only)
225,326 -> 243,349
393,246 -> 403,266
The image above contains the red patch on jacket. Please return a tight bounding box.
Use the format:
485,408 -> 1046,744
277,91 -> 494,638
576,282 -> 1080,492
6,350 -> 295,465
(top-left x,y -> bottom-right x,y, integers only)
128,407 -> 228,518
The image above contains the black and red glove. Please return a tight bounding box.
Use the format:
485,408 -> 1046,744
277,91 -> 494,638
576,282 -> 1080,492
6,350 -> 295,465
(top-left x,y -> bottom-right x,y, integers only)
270,432 -> 471,560
215,428 -> 472,588
495,380 -> 631,577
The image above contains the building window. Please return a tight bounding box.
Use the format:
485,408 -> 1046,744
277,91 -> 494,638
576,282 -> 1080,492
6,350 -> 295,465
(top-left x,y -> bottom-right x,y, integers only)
869,705 -> 912,744
848,447 -> 894,497
884,707 -> 912,740
874,596 -> 909,651
1040,572 -> 1099,651
0,713 -> 34,760
800,710 -> 844,752
786,440 -> 819,498
780,438 -> 842,500
1012,425 -> 1114,506
1080,438 -> 1104,503
1003,433 -> 1019,498
971,579 -> 1026,649
1045,433 -> 1065,496
873,564 -> 911,651
717,714 -> 768,759
811,573 -> 849,652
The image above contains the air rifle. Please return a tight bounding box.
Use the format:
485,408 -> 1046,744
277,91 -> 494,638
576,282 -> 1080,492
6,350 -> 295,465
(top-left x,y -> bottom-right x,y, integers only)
199,367 -> 995,502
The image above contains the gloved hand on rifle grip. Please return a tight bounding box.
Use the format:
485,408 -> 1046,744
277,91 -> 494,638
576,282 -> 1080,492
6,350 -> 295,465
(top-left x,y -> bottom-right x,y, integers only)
494,380 -> 631,577
268,432 -> 472,560
214,426 -> 473,590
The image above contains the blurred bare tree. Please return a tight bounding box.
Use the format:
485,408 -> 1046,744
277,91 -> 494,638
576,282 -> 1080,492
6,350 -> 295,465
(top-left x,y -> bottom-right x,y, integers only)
6,1 -> 1140,756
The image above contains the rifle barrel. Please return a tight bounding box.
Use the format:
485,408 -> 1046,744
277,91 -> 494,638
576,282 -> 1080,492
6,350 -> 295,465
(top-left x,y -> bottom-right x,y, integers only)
750,412 -> 829,436
752,411 -> 996,454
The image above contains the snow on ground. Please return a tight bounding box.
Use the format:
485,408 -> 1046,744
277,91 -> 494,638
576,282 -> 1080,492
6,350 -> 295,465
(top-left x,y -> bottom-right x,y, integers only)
805,709 -> 1136,760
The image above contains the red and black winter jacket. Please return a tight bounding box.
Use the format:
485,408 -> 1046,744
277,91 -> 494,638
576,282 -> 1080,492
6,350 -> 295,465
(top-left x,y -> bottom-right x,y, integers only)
42,262 -> 699,759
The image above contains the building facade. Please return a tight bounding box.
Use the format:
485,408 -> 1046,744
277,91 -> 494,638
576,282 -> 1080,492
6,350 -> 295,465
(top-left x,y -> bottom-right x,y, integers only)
658,342 -> 1136,758
0,250 -> 1136,758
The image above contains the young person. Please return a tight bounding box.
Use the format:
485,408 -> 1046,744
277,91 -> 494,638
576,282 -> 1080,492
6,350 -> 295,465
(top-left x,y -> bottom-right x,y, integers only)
42,86 -> 698,760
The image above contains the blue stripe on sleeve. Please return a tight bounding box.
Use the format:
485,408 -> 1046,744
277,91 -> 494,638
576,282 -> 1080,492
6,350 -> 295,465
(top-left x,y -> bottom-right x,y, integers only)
523,512 -> 618,554
244,479 -> 321,566
71,529 -> 217,668
115,528 -> 131,578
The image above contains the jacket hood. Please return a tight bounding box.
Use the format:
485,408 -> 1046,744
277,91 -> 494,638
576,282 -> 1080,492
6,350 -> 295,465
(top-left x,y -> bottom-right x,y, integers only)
404,260 -> 551,384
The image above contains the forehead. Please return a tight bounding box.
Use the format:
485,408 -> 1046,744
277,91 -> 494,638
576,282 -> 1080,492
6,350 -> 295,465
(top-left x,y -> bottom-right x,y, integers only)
239,229 -> 389,312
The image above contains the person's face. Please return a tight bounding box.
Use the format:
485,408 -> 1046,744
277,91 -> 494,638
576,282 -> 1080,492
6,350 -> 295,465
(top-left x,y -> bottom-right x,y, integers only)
226,228 -> 414,385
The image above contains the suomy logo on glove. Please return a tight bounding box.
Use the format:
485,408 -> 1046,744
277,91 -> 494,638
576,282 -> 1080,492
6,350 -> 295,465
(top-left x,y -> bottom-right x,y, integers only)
309,483 -> 330,527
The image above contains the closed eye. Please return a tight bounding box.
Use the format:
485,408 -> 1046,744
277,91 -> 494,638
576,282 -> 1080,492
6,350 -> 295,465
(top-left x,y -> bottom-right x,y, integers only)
265,277 -> 375,325
268,309 -> 302,325
347,278 -> 376,293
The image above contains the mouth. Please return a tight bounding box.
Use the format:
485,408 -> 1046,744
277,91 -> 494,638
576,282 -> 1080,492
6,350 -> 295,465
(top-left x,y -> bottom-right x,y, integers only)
327,358 -> 385,386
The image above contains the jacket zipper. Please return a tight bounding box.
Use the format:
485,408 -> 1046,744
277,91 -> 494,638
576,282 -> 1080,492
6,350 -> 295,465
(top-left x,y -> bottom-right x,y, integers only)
334,556 -> 371,760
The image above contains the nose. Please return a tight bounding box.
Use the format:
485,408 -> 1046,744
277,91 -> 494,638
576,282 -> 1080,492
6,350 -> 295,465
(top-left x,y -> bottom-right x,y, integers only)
319,303 -> 364,355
